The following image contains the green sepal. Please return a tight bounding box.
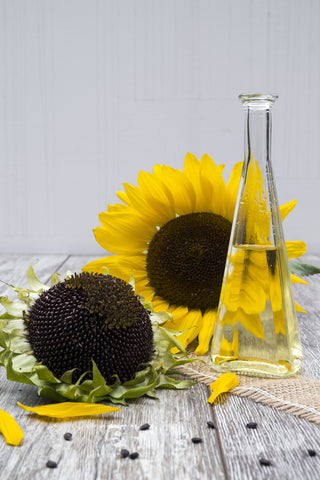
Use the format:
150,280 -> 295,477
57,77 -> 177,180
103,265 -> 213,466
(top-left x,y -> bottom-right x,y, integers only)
289,260 -> 320,276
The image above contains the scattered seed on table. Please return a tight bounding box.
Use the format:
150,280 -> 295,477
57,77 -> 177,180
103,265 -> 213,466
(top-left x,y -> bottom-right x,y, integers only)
129,452 -> 139,460
207,421 -> 215,429
308,449 -> 317,457
139,423 -> 150,431
259,458 -> 272,466
64,432 -> 72,441
246,422 -> 257,429
191,437 -> 202,444
120,449 -> 130,458
46,460 -> 58,469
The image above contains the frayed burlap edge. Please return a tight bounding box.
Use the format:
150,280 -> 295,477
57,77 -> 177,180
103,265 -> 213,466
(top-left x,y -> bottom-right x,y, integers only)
178,353 -> 320,425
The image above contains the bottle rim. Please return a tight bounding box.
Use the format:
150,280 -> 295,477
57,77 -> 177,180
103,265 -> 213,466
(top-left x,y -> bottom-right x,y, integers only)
239,93 -> 278,103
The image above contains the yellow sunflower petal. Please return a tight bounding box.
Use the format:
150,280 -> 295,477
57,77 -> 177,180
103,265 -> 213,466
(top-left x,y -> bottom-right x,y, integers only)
169,308 -> 202,352
83,254 -> 146,283
94,213 -> 156,255
17,402 -> 120,419
116,190 -> 130,205
295,302 -> 307,314
290,274 -> 308,285
137,170 -> 176,224
153,164 -> 196,215
208,373 -> 239,404
225,162 -> 243,221
199,154 -> 227,216
285,241 -> 307,259
279,200 -> 297,221
195,310 -> 217,356
0,409 -> 24,446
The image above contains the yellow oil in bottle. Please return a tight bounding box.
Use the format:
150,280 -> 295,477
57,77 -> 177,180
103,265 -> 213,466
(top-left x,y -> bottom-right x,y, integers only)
211,244 -> 302,377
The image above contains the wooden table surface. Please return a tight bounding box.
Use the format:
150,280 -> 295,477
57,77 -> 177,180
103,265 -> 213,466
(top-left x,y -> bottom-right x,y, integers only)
1,254 -> 320,480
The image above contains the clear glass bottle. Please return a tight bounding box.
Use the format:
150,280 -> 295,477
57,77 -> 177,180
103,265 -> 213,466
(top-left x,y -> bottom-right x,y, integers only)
210,94 -> 303,378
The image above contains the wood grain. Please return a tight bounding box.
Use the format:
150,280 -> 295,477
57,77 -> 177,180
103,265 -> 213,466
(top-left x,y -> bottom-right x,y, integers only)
1,255 -> 320,479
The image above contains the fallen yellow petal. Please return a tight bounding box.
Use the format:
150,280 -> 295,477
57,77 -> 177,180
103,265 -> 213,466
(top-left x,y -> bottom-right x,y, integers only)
0,408 -> 24,446
17,402 -> 120,419
208,373 -> 239,404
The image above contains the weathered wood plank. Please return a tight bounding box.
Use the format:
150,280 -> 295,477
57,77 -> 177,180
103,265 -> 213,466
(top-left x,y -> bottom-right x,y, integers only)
1,255 -> 320,479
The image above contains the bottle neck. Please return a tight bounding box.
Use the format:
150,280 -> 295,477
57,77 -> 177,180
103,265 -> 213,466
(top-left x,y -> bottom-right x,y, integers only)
239,94 -> 277,167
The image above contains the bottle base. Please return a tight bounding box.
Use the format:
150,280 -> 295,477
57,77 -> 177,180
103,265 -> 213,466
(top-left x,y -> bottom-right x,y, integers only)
210,356 -> 302,378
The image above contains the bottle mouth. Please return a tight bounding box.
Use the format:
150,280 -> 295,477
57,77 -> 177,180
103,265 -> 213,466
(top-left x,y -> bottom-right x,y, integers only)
239,93 -> 278,105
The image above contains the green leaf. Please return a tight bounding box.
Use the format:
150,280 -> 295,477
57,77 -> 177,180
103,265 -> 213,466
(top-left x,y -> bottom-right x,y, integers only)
0,297 -> 25,317
34,364 -> 60,384
38,386 -> 67,403
50,272 -> 61,286
60,369 -> 77,384
156,374 -> 195,390
289,260 -> 320,276
12,353 -> 37,373
27,264 -> 48,292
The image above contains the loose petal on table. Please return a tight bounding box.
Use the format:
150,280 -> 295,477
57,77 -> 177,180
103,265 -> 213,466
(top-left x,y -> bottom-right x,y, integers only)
208,373 -> 239,404
0,408 -> 24,446
17,401 -> 120,419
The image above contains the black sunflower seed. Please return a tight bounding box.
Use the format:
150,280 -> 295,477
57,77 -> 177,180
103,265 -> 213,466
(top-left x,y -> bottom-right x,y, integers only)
207,421 -> 215,429
259,458 -> 272,466
120,449 -> 130,458
129,452 -> 139,460
308,449 -> 317,457
64,432 -> 72,441
246,422 -> 257,429
46,460 -> 58,469
191,437 -> 202,444
139,423 -> 150,431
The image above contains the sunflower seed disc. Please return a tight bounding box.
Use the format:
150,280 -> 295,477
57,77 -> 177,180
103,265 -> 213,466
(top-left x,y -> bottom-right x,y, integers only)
64,432 -> 72,441
46,460 -> 58,469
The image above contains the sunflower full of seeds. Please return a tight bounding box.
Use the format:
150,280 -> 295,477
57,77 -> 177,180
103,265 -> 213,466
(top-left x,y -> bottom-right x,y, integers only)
83,153 -> 307,355
0,266 -> 194,404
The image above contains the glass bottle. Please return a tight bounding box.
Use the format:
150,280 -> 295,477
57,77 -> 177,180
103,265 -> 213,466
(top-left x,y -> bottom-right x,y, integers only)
210,94 -> 303,378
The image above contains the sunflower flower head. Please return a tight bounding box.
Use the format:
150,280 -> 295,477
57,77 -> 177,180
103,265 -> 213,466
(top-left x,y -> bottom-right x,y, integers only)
0,266 -> 194,405
83,153 -> 307,355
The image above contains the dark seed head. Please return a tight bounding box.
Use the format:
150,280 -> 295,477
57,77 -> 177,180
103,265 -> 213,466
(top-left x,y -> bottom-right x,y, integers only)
64,432 -> 72,441
308,449 -> 317,457
146,212 -> 232,311
120,449 -> 130,458
259,458 -> 272,466
207,421 -> 215,429
191,437 -> 202,444
46,460 -> 58,469
129,452 -> 139,460
26,272 -> 154,384
139,423 -> 150,431
246,422 -> 257,429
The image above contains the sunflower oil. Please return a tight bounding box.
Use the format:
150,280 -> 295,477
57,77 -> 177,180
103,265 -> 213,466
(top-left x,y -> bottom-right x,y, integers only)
210,94 -> 303,377
210,244 -> 303,377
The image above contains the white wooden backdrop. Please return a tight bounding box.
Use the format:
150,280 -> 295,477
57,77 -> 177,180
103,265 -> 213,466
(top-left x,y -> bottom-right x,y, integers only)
0,0 -> 319,255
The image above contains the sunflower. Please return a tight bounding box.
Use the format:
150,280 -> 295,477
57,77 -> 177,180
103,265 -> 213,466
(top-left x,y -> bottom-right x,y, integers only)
0,266 -> 194,405
83,153 -> 307,355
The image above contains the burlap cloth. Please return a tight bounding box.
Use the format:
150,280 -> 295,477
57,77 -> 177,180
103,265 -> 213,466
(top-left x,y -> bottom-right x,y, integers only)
178,352 -> 320,425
